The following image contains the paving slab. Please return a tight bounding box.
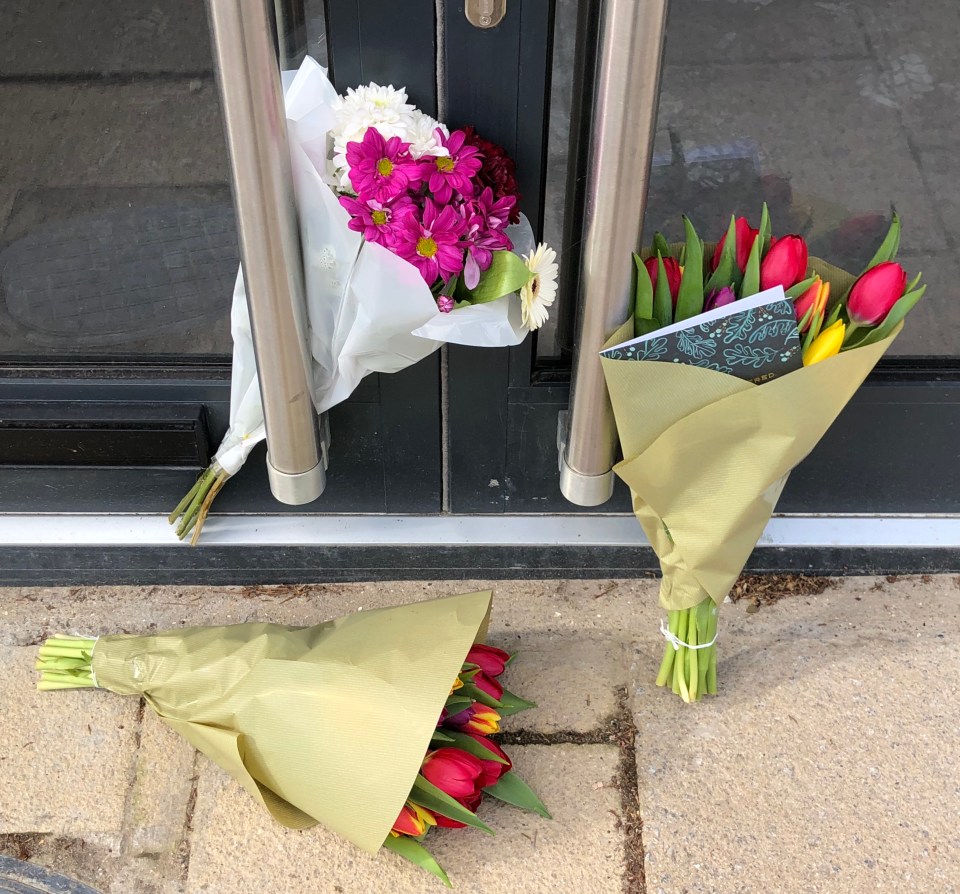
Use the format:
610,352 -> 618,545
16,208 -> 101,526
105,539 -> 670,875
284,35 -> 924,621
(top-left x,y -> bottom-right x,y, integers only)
633,576 -> 960,894
0,645 -> 139,836
187,744 -> 623,894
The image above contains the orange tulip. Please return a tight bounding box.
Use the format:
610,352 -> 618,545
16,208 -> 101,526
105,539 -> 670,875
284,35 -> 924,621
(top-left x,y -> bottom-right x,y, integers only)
794,277 -> 830,334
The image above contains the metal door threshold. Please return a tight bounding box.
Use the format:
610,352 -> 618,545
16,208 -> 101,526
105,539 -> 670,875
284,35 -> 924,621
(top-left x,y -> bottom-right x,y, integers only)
0,514 -> 957,585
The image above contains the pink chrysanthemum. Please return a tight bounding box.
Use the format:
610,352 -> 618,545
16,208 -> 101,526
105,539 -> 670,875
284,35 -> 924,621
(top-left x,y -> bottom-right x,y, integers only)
338,194 -> 415,247
346,127 -> 420,203
460,188 -> 515,288
437,295 -> 455,313
418,129 -> 483,204
394,199 -> 466,285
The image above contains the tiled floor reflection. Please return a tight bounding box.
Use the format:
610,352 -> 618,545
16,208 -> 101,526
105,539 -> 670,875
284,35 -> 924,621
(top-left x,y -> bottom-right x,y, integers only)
540,0 -> 960,358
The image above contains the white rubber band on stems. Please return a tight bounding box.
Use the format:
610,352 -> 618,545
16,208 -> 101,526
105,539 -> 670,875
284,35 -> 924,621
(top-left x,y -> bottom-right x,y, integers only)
659,620 -> 718,651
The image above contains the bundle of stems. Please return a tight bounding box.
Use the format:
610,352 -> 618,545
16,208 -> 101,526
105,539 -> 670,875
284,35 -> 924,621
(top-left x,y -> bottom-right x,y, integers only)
168,461 -> 232,544
655,597 -> 718,703
36,635 -> 98,691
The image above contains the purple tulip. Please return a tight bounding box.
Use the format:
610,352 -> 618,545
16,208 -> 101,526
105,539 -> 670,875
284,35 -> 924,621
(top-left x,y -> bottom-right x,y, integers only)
704,286 -> 736,312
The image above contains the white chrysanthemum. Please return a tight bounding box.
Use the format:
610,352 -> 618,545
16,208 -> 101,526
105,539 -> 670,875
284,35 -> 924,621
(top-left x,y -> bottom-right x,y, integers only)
406,111 -> 450,158
519,244 -> 558,331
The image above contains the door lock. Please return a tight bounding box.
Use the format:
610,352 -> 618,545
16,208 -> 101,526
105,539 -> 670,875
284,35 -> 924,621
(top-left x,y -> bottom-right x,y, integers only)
465,0 -> 506,29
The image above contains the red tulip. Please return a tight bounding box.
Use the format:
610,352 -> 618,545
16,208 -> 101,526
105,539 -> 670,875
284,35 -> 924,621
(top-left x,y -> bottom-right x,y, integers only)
465,644 -> 510,678
421,748 -> 485,800
711,216 -> 759,271
444,701 -> 501,735
472,670 -> 503,701
760,235 -> 808,290
433,790 -> 483,829
846,261 -> 907,326
644,255 -> 682,302
464,733 -> 513,787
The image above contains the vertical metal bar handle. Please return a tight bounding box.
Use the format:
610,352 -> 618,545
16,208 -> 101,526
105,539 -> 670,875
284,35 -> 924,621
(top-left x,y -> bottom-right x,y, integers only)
208,0 -> 325,504
559,0 -> 669,506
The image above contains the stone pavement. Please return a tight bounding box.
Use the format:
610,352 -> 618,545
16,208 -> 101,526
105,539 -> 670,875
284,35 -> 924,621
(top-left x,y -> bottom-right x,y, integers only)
1,576 -> 958,893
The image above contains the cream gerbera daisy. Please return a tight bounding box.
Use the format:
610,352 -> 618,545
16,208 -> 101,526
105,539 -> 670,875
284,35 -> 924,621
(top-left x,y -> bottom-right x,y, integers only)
519,243 -> 558,331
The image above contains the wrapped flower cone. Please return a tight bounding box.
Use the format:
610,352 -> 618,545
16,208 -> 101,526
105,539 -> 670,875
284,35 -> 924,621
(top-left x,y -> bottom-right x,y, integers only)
601,258 -> 901,699
37,591 -> 492,854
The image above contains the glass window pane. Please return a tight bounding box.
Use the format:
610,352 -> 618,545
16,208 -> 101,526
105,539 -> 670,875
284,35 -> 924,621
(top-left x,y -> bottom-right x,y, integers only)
539,0 -> 960,360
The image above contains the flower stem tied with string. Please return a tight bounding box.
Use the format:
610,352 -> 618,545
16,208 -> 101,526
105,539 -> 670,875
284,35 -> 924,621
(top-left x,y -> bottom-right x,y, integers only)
654,597 -> 718,702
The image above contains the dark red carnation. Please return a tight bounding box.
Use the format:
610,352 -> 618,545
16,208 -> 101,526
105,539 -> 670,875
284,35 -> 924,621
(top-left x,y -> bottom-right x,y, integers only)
461,126 -> 522,224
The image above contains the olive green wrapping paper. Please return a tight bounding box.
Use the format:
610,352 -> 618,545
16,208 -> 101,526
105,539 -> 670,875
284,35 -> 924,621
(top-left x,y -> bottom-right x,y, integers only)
91,590 -> 492,854
600,258 -> 901,611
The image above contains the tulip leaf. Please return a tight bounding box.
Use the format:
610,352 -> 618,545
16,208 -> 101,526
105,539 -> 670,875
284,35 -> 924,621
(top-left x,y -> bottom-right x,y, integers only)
863,211 -> 901,272
444,696 -> 474,716
652,231 -> 673,260
437,729 -> 509,764
653,252 -> 674,328
704,215 -> 739,295
741,231 -> 761,299
431,730 -> 455,744
410,775 -> 495,834
906,270 -> 923,293
484,771 -> 552,819
494,685 -> 538,717
759,202 -> 772,255
847,286 -> 926,348
796,304 -> 814,334
456,681 -> 504,709
633,253 -> 654,331
674,216 -> 704,322
785,275 -> 817,299
634,316 -> 661,336
382,834 -> 452,888
456,250 -> 532,304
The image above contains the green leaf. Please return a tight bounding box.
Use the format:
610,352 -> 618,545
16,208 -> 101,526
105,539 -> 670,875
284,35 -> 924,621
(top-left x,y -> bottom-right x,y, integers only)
634,317 -> 661,336
456,681 -> 503,710
437,729 -> 509,764
863,211 -> 900,272
444,696 -> 474,715
494,685 -> 538,717
758,202 -> 772,255
410,775 -> 495,834
652,231 -> 673,260
674,216 -> 704,322
652,252 -> 674,329
633,253 -> 654,329
382,835 -> 451,887
741,232 -> 761,298
456,250 -> 532,304
704,215 -> 738,294
485,771 -> 552,819
431,730 -> 455,744
785,275 -> 817,299
848,285 -> 926,347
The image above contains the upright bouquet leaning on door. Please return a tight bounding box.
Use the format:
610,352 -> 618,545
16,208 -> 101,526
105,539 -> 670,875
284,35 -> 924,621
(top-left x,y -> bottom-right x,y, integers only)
600,209 -> 924,701
170,56 -> 558,542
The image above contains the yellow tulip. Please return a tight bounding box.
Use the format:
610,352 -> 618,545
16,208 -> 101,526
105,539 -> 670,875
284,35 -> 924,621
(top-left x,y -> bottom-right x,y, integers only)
803,319 -> 846,366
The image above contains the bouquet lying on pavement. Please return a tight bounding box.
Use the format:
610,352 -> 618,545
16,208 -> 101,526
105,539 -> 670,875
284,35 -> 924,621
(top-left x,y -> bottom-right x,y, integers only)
35,591 -> 548,887
601,209 -> 923,701
170,57 -> 558,542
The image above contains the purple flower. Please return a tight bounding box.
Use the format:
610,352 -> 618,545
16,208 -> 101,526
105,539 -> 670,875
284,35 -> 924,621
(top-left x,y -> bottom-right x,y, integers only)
459,189 -> 515,289
346,127 -> 420,203
704,286 -> 736,312
419,129 -> 483,204
394,199 -> 466,285
437,295 -> 455,313
338,194 -> 415,247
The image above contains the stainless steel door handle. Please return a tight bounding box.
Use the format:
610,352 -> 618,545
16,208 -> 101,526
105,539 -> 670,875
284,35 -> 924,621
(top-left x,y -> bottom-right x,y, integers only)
207,0 -> 325,505
559,0 -> 669,506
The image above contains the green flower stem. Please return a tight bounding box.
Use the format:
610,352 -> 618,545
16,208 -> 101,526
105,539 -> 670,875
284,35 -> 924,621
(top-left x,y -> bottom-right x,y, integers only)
655,598 -> 719,703
36,636 -> 98,691
169,463 -> 231,543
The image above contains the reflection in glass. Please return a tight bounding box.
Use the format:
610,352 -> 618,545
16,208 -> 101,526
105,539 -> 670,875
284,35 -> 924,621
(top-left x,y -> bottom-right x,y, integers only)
540,0 -> 960,359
